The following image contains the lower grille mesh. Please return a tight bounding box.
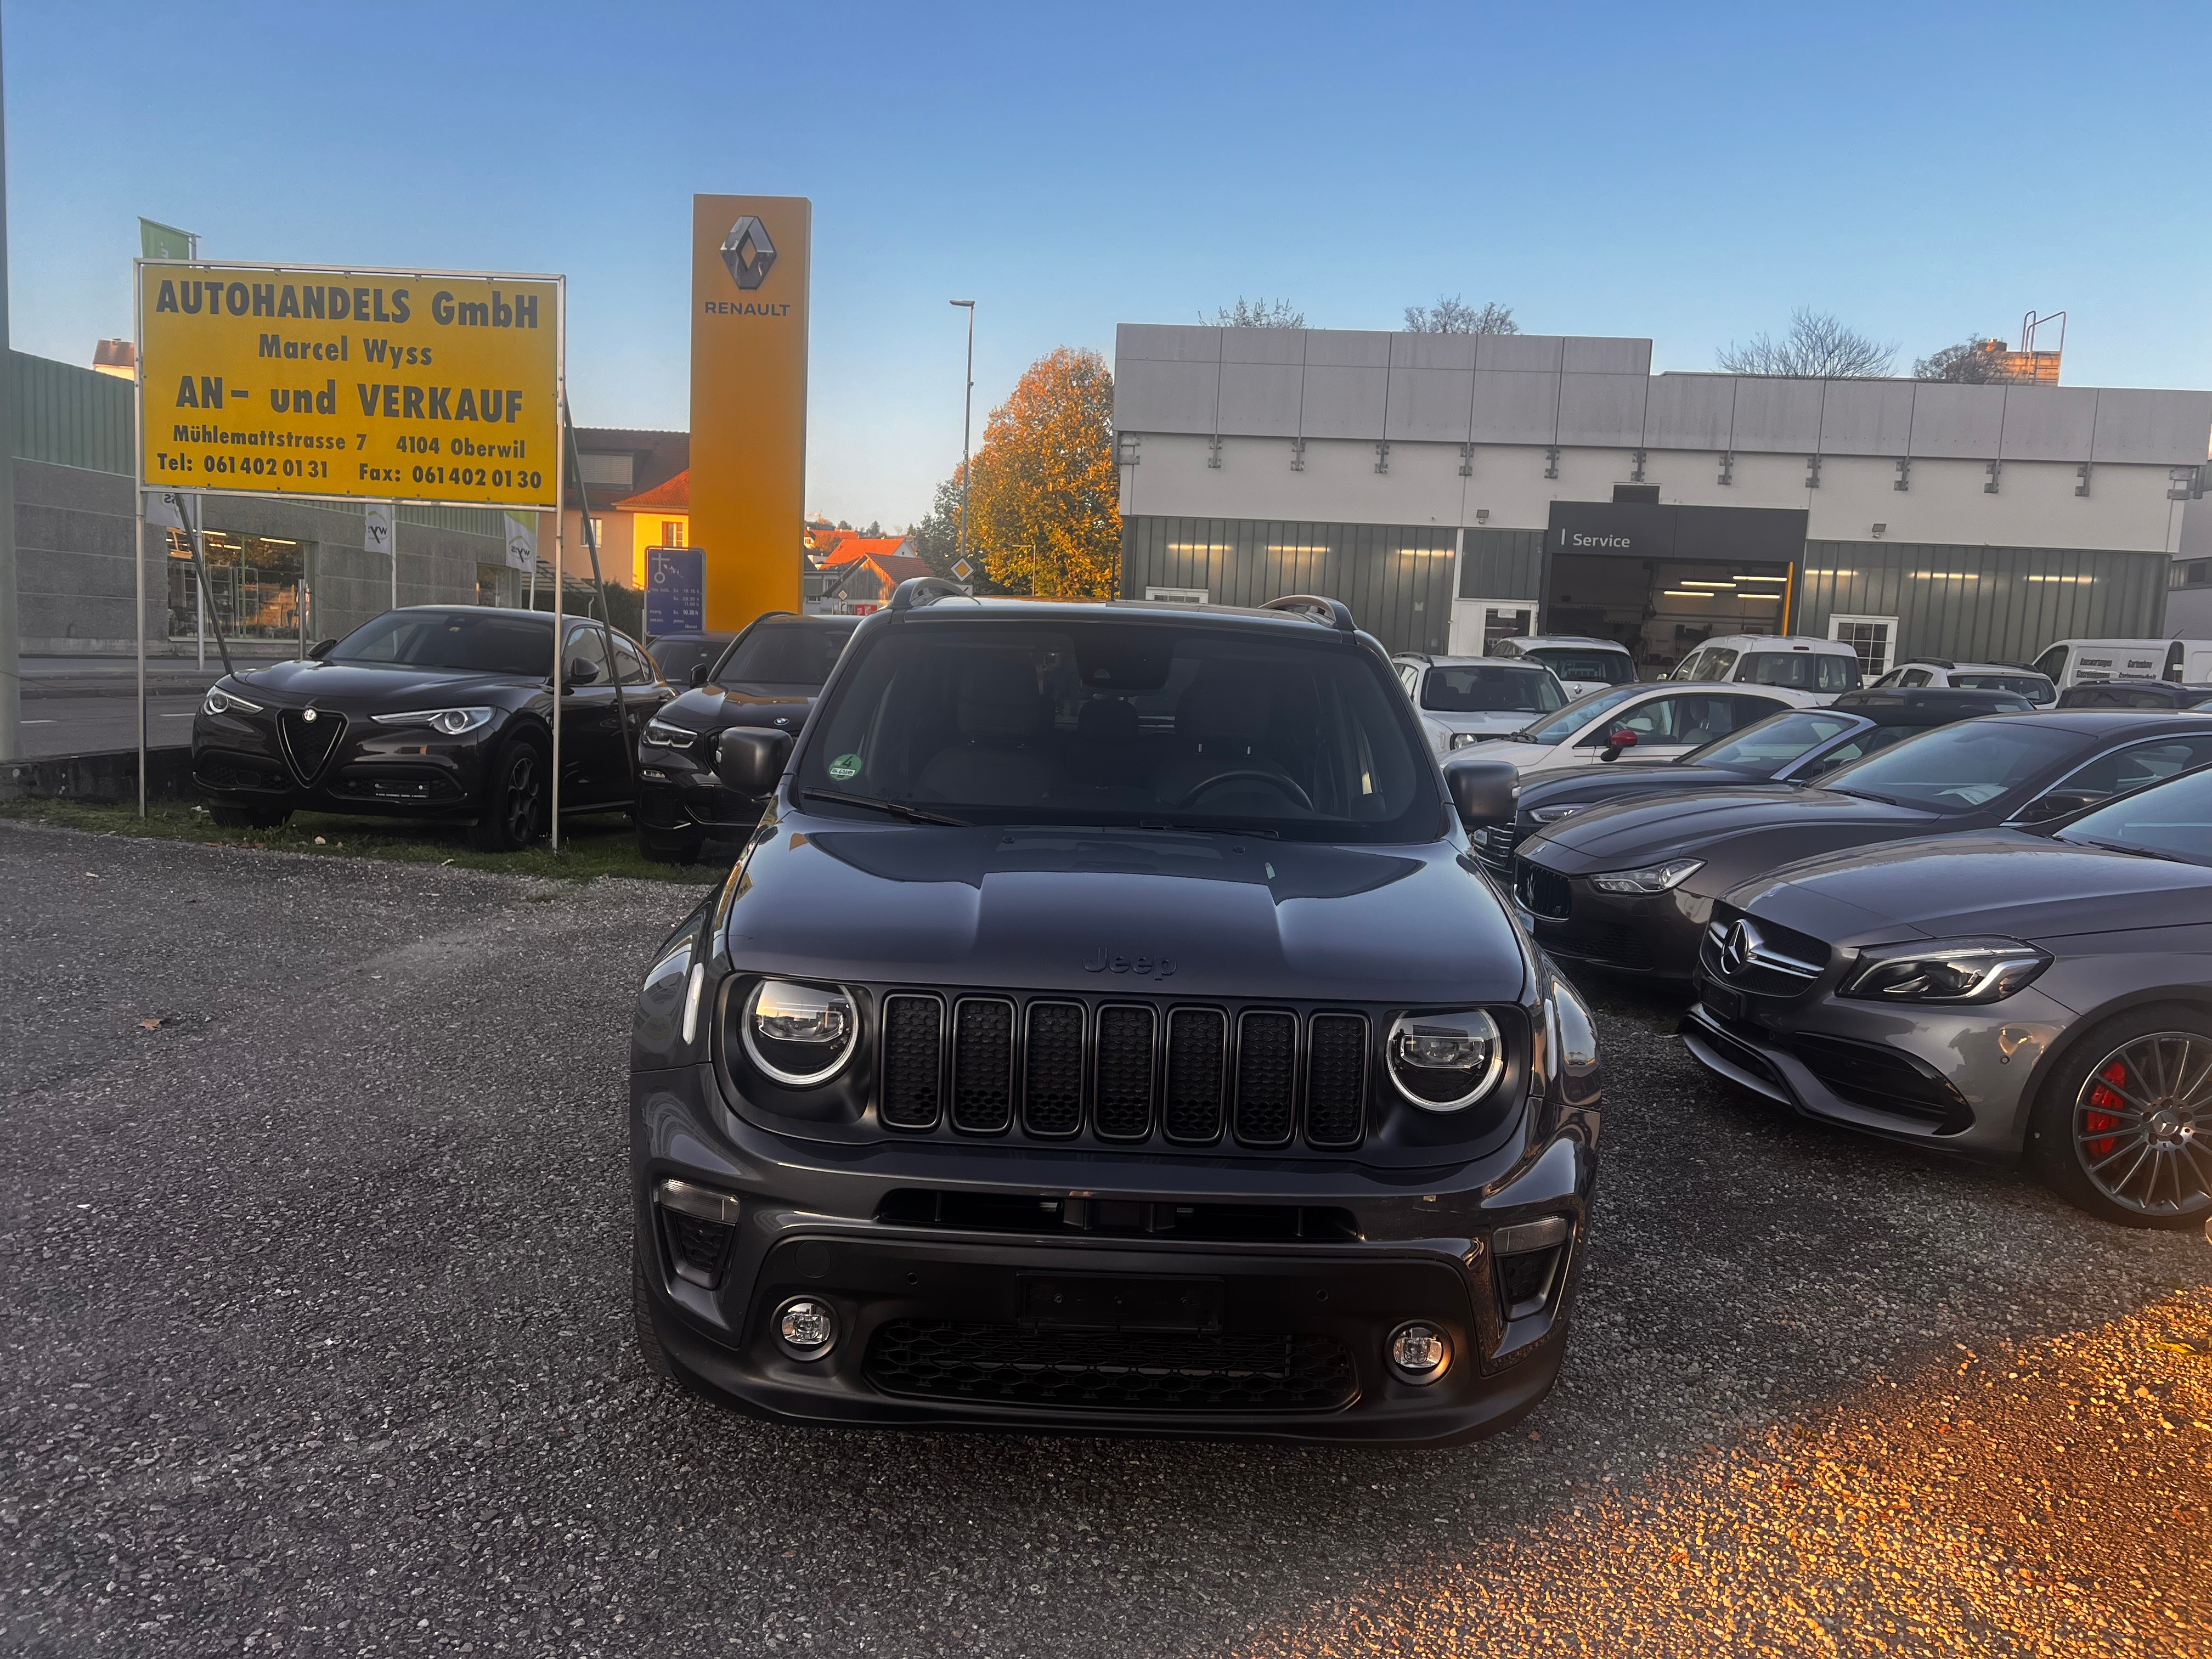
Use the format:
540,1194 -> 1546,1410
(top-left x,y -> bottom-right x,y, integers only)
1234,1012 -> 1297,1145
865,1322 -> 1357,1412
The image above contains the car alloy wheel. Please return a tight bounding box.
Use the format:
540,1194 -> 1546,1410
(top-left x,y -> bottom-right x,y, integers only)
2074,1031 -> 2212,1218
503,748 -> 543,844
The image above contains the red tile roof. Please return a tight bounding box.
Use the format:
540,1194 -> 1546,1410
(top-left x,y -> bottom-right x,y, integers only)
613,470 -> 689,512
820,534 -> 910,568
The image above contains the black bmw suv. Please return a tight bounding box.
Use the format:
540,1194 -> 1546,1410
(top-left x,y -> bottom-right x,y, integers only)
629,584 -> 1602,1445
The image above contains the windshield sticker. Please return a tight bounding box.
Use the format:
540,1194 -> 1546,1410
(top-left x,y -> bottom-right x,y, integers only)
828,752 -> 864,782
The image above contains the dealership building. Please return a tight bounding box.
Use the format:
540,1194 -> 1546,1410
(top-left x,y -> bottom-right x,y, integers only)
1113,325 -> 2212,674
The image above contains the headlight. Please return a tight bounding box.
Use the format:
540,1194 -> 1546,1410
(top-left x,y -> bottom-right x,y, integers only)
643,718 -> 695,748
1840,939 -> 2050,1004
1588,857 -> 1702,894
371,706 -> 494,736
1385,1010 -> 1505,1111
1528,803 -> 1586,825
742,979 -> 857,1086
202,685 -> 263,716
1449,731 -> 1483,750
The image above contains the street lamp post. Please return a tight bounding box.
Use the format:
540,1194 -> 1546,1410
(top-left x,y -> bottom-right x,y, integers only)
950,300 -> 975,579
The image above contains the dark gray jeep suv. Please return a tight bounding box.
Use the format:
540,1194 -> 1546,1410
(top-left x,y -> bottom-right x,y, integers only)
629,584 -> 1601,1444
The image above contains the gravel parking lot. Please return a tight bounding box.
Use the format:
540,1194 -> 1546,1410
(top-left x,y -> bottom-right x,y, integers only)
3,822 -> 2207,1656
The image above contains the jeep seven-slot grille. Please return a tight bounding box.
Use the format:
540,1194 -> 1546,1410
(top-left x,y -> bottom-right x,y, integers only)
874,994 -> 1371,1149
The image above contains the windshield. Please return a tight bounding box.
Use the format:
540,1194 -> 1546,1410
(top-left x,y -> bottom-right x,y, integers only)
716,621 -> 857,686
1520,683 -> 1648,745
794,619 -> 1441,842
1684,710 -> 1864,775
326,610 -> 552,675
1814,721 -> 2081,813
1743,651 -> 1859,691
2057,768 -> 2212,866
1422,664 -> 1565,715
1953,672 -> 2053,700
649,636 -> 726,685
1523,647 -> 1634,686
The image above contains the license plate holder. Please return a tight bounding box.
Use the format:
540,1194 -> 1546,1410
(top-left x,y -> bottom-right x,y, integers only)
1701,983 -> 1748,1024
1018,1274 -> 1224,1333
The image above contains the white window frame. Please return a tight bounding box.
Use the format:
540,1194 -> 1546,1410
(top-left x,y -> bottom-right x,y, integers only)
1453,597 -> 1536,657
1828,613 -> 1899,678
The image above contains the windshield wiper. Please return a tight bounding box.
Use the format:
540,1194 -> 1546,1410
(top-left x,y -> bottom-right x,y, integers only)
799,788 -> 970,827
1135,820 -> 1282,840
1826,787 -> 1899,805
2060,834 -> 2194,864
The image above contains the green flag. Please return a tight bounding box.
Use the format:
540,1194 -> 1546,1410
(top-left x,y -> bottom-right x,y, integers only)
139,218 -> 194,261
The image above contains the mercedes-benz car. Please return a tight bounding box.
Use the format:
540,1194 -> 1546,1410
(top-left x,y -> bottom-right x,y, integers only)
1684,763 -> 2212,1230
1513,711 -> 2212,982
192,606 -> 668,849
628,583 -> 1602,1446
1469,687 -> 2034,885
634,612 -> 860,862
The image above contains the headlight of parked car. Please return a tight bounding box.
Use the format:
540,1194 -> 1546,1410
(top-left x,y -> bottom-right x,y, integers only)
742,979 -> 858,1086
643,718 -> 696,749
371,707 -> 494,736
202,685 -> 263,716
1839,939 -> 2051,1004
1587,857 -> 1702,894
1449,731 -> 1503,750
1528,803 -> 1587,825
1385,1010 -> 1505,1110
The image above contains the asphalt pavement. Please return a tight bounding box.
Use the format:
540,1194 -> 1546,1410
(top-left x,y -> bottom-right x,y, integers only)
2,823 -> 2207,1656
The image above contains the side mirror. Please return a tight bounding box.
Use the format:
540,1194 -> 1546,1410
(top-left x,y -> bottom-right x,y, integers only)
1443,755 -> 1517,829
308,637 -> 337,660
714,727 -> 793,795
564,659 -> 600,687
1601,727 -> 1639,760
689,663 -> 709,688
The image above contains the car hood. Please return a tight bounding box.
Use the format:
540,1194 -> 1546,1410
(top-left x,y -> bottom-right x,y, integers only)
724,820 -> 1530,1004
230,658 -> 535,707
1520,785 -> 1938,874
1725,833 -> 2212,949
658,681 -> 817,731
1515,763 -> 1753,812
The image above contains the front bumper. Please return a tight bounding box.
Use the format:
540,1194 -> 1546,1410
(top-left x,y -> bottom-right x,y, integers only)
632,1062 -> 1595,1445
193,715 -> 490,815
1679,974 -> 2071,1159
1520,865 -> 1710,979
636,738 -> 767,832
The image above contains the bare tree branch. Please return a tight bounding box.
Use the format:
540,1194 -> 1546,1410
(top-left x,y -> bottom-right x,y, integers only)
1717,308 -> 1897,377
1403,296 -> 1520,335
1206,297 -> 1306,329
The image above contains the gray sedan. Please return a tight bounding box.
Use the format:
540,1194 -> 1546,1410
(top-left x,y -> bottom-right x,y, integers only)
1683,764 -> 2212,1229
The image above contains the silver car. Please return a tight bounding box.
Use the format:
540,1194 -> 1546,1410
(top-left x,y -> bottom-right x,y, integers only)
1683,764 -> 2212,1229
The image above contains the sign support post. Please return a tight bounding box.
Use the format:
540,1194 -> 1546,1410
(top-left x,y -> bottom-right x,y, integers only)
391,500 -> 400,613
550,403 -> 566,854
132,282 -> 147,818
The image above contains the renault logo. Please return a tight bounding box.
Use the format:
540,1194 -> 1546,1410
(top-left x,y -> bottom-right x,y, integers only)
1719,918 -> 1762,977
720,216 -> 777,290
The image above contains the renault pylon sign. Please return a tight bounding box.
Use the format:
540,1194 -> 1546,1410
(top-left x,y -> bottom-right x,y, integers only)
137,261 -> 563,509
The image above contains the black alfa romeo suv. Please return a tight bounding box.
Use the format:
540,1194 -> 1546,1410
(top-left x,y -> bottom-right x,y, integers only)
628,584 -> 1602,1445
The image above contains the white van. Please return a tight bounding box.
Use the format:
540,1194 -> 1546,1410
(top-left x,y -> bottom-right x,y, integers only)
1485,635 -> 1638,700
2032,638 -> 2212,691
1669,634 -> 1861,702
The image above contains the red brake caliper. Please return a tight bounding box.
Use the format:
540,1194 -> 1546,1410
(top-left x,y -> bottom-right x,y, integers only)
2084,1060 -> 2126,1158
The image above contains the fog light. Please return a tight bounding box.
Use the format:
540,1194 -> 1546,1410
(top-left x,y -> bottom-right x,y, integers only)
776,1297 -> 837,1360
1387,1321 -> 1451,1384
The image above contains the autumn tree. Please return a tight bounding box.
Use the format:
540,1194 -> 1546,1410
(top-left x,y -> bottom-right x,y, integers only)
1914,336 -> 2011,382
960,347 -> 1120,600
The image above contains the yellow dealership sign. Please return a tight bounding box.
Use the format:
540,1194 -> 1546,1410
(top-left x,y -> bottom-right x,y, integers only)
137,262 -> 562,508
689,195 -> 809,629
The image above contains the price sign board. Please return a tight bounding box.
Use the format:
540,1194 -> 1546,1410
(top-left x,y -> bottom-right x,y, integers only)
646,546 -> 706,635
137,261 -> 562,509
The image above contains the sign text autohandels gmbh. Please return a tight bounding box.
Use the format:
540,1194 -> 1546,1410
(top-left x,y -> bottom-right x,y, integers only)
138,263 -> 561,509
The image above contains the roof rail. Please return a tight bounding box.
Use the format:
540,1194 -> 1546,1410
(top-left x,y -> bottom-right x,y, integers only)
888,575 -> 973,613
1261,594 -> 1357,633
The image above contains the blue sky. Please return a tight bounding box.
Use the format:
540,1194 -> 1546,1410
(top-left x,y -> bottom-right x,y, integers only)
8,1 -> 2207,527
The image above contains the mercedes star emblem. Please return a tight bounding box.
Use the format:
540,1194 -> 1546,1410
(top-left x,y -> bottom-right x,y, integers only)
1720,918 -> 1760,977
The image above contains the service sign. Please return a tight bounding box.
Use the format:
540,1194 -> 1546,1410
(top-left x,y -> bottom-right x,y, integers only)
137,262 -> 562,509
